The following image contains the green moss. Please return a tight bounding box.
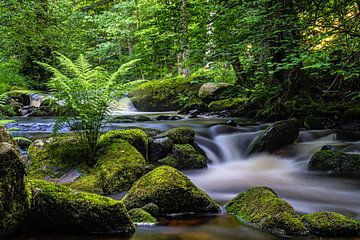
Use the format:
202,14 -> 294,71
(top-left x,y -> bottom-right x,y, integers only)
225,187 -> 307,236
208,98 -> 247,111
301,212 -> 360,236
129,77 -> 203,111
246,119 -> 299,155
158,144 -> 207,169
128,208 -> 156,224
198,82 -> 233,103
98,129 -> 148,160
179,100 -> 209,114
122,166 -> 220,215
159,127 -> 195,145
24,179 -> 135,234
309,150 -> 360,175
96,140 -> 145,194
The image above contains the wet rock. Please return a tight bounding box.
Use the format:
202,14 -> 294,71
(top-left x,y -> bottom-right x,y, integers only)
122,166 -> 220,215
128,208 -> 156,224
156,115 -> 183,121
0,126 -> 29,237
226,119 -> 237,127
308,150 -> 360,175
198,82 -> 232,104
157,127 -> 195,145
141,203 -> 160,217
225,187 -> 307,236
158,144 -> 207,170
246,119 -> 299,155
179,101 -> 208,114
148,137 -> 174,163
301,212 -> 360,236
24,179 -> 135,235
321,145 -> 336,151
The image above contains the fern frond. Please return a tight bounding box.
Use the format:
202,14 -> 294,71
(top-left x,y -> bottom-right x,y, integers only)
108,59 -> 141,83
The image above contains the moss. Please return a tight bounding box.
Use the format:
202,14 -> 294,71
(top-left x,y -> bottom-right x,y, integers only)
159,127 -> 195,145
301,212 -> 360,236
129,77 -> 203,111
122,166 -> 220,215
149,137 -> 174,163
179,100 -> 209,114
24,179 -> 135,234
208,98 -> 248,112
0,126 -> 29,237
225,187 -> 307,236
96,140 -> 146,194
128,208 -> 156,224
141,203 -> 160,217
198,82 -> 233,104
158,144 -> 207,169
246,119 -> 299,155
308,150 -> 360,175
98,129 -> 148,160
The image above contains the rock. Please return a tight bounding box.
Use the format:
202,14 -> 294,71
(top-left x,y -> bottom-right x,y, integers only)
321,145 -> 336,151
226,119 -> 237,127
158,127 -> 195,145
301,212 -> 360,236
158,144 -> 207,169
122,166 -> 220,215
208,98 -> 247,112
0,126 -> 29,237
98,129 -> 148,160
129,77 -> 203,111
246,119 -> 299,155
303,115 -> 324,130
225,187 -> 307,236
148,137 -> 174,163
179,100 -> 208,114
198,82 -> 232,103
308,150 -> 360,175
141,203 -> 160,217
128,208 -> 156,224
24,179 -> 135,235
156,115 -> 183,121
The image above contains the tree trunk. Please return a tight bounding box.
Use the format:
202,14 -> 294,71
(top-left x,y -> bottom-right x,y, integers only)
181,0 -> 190,78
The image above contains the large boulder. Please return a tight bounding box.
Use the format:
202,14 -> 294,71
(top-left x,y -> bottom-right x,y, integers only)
308,150 -> 360,175
246,119 -> 299,155
129,77 -> 203,111
122,166 -> 220,215
24,179 -> 135,235
198,82 -> 232,103
0,126 -> 29,237
225,187 -> 307,236
301,212 -> 360,236
158,144 -> 207,169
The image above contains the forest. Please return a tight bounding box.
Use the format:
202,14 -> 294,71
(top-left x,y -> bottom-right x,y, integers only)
0,1 -> 360,240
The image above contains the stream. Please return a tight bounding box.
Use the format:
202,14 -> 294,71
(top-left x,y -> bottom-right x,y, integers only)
6,113 -> 360,240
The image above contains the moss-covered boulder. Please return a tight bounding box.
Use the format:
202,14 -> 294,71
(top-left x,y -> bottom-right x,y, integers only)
158,144 -> 207,169
225,187 -> 307,236
208,98 -> 247,112
308,150 -> 360,175
179,100 -> 209,114
129,77 -> 203,111
122,166 -> 220,215
158,127 -> 195,145
149,137 -> 174,163
198,82 -> 232,103
95,140 -> 146,194
301,212 -> 360,236
246,119 -> 299,155
24,179 -> 135,235
0,126 -> 29,237
128,208 -> 156,224
98,129 -> 148,160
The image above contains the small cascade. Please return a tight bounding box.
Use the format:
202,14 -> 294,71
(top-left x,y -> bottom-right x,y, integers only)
111,96 -> 138,115
21,93 -> 47,116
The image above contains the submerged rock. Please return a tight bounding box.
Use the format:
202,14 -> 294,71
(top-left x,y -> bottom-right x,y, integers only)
308,150 -> 360,175
0,126 -> 29,237
24,179 -> 135,235
246,119 -> 299,155
122,166 -> 220,215
128,208 -> 156,224
225,187 -> 307,236
158,144 -> 207,169
301,212 -> 360,236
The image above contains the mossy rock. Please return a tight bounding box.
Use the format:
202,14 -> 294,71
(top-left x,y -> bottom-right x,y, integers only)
122,166 -> 220,215
24,179 -> 135,235
246,119 -> 299,155
0,126 -> 29,237
28,136 -> 89,179
208,98 -> 247,112
149,137 -> 174,163
158,127 -> 195,145
308,150 -> 360,175
129,77 -> 203,111
198,82 -> 232,103
158,144 -> 207,169
225,187 -> 307,236
98,129 -> 148,160
95,140 -> 146,194
179,100 -> 209,114
128,208 -> 156,224
303,115 -> 324,130
301,212 -> 360,236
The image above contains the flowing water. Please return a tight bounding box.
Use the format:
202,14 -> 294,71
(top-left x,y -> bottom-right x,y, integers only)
6,110 -> 360,240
